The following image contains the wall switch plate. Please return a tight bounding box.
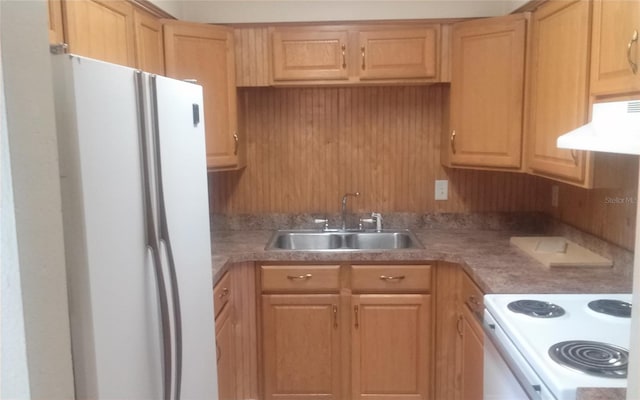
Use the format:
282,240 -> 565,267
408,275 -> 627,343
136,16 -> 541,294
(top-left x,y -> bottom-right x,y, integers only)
551,185 -> 559,208
435,180 -> 448,201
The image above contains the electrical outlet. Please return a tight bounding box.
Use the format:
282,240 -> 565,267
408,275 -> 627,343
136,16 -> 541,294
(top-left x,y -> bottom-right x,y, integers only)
435,180 -> 448,201
551,185 -> 559,208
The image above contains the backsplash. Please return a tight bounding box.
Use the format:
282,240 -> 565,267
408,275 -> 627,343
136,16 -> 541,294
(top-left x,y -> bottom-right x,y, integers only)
207,85 -> 637,251
208,85 -> 550,214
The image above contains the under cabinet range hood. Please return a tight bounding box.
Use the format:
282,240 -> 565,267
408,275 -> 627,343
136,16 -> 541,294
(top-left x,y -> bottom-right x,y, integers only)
557,100 -> 640,155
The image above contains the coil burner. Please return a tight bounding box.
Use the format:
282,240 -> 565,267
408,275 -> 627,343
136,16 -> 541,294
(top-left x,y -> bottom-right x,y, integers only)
548,340 -> 628,378
588,299 -> 632,318
507,300 -> 566,318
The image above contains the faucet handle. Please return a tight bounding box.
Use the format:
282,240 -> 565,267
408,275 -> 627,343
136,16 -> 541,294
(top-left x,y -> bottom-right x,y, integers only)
359,216 -> 375,231
371,212 -> 383,232
313,218 -> 329,231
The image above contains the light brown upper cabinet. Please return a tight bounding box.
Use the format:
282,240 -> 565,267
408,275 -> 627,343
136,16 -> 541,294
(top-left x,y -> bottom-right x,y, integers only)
271,26 -> 350,81
270,24 -> 441,84
48,0 -> 65,44
590,0 -> 640,96
445,14 -> 527,170
63,0 -> 136,67
133,8 -> 165,75
525,0 -> 593,186
358,27 -> 438,80
164,21 -> 244,171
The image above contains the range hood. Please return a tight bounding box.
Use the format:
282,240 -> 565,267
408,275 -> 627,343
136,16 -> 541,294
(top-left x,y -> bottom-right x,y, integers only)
557,100 -> 640,155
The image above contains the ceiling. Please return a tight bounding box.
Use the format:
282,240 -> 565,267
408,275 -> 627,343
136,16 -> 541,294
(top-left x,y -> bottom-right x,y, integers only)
151,0 -> 530,24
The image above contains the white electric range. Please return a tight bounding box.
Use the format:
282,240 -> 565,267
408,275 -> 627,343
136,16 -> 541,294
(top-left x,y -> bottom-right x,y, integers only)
484,293 -> 632,400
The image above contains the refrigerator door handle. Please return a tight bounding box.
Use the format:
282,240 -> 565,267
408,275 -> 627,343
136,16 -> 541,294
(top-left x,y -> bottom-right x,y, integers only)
150,75 -> 183,400
134,71 -> 173,400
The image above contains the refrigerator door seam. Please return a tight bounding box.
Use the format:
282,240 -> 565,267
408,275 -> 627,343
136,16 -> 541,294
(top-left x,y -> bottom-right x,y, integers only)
150,74 -> 184,400
134,70 -> 173,400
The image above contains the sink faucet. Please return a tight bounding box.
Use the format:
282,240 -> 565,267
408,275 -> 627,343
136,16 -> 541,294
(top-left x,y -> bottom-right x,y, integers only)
341,192 -> 359,230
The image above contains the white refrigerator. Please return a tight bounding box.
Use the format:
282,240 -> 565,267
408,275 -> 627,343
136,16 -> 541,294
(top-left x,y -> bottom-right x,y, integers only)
52,54 -> 218,400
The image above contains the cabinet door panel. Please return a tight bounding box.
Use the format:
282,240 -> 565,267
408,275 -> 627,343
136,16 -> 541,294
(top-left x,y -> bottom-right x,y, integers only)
64,0 -> 135,67
48,0 -> 64,44
164,22 -> 240,169
458,306 -> 484,400
133,8 -> 165,75
262,294 -> 341,400
352,294 -> 431,400
449,14 -> 526,169
272,28 -> 350,81
590,0 -> 640,95
526,0 -> 592,184
358,27 -> 438,80
216,303 -> 237,400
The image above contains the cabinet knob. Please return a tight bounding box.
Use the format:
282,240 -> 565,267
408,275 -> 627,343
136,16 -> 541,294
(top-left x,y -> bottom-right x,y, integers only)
628,30 -> 638,74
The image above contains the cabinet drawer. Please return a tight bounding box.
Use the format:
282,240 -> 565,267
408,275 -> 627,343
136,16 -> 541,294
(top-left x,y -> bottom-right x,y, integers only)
213,271 -> 232,317
351,265 -> 432,292
460,271 -> 483,318
261,265 -> 340,292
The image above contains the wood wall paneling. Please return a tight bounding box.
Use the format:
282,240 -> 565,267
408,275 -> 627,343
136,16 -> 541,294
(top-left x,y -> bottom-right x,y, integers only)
208,85 -> 637,251
209,86 -> 550,215
549,153 -> 639,251
234,27 -> 271,87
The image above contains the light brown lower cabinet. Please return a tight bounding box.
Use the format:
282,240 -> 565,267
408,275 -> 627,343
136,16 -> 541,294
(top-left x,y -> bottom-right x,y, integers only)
261,294 -> 342,399
352,294 -> 431,400
457,271 -> 485,400
260,264 -> 433,400
215,301 -> 237,400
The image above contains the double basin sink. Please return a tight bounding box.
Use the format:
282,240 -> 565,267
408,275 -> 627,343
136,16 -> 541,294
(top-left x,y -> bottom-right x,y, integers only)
265,230 -> 424,251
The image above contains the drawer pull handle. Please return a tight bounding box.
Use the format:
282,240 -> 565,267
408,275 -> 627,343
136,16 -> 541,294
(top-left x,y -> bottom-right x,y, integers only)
379,275 -> 406,281
218,287 -> 229,298
286,273 -> 313,280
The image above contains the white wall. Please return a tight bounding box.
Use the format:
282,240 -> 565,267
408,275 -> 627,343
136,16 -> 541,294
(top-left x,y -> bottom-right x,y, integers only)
148,0 -> 183,19
0,1 -> 74,398
0,8 -> 30,395
179,0 -> 530,24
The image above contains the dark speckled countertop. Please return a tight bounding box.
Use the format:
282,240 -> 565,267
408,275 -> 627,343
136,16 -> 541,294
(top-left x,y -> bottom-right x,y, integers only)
209,215 -> 633,400
210,228 -> 633,294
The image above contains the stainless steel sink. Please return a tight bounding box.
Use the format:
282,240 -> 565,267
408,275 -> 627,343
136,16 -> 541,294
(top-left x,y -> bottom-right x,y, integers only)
265,230 -> 424,251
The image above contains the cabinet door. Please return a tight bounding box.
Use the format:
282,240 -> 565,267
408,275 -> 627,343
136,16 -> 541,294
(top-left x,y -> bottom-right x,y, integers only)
358,27 -> 438,80
526,0 -> 592,185
352,294 -> 431,400
590,0 -> 640,96
271,27 -> 350,81
216,302 -> 237,400
449,14 -> 526,169
457,306 -> 484,400
63,0 -> 136,67
48,0 -> 64,44
262,294 -> 342,400
164,22 -> 241,170
133,8 -> 165,75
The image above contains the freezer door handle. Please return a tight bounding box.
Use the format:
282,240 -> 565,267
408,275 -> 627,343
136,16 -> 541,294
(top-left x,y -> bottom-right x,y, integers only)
134,71 -> 173,400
